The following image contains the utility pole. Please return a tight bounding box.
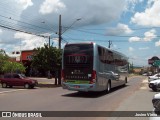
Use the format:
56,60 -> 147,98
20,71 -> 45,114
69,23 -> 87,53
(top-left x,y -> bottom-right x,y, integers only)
56,15 -> 62,85
56,15 -> 81,85
58,15 -> 62,49
108,40 -> 112,48
48,36 -> 50,47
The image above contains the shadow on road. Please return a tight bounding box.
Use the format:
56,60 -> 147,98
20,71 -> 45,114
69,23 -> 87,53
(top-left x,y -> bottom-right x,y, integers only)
0,86 -> 38,90
148,89 -> 160,92
62,85 -> 128,98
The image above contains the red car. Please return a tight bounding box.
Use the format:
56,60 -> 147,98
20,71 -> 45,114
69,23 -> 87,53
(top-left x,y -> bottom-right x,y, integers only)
0,73 -> 38,89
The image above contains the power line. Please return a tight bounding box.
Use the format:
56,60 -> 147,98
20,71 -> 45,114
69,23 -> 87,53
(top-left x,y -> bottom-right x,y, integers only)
0,7 -> 159,39
0,20 -> 48,35
62,38 -> 68,43
70,28 -> 160,38
63,38 -> 155,43
0,1 -> 57,34
1,1 -> 160,39
0,24 -> 48,38
0,1 -> 57,32
70,28 -> 106,36
72,26 -> 160,31
0,14 -> 54,33
62,18 -> 81,34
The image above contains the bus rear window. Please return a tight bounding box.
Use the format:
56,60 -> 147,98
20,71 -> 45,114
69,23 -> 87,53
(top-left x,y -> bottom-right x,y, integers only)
64,44 -> 93,65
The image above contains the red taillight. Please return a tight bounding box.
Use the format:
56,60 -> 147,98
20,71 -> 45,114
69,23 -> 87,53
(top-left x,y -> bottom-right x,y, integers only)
61,69 -> 65,82
90,70 -> 96,84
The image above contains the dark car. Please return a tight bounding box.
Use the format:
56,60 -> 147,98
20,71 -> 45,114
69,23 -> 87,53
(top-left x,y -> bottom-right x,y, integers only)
0,73 -> 38,89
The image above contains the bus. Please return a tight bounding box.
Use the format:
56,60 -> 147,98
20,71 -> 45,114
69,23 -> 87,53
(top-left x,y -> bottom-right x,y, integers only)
61,42 -> 129,92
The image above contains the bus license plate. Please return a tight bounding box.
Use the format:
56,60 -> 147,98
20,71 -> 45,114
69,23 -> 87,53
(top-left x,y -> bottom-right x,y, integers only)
74,85 -> 80,88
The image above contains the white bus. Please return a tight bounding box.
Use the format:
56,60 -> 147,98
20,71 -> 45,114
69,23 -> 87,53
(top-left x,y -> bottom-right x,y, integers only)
61,42 -> 129,92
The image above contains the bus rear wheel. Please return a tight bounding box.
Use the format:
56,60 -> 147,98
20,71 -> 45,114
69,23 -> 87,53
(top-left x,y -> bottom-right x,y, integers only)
125,77 -> 128,83
106,81 -> 111,93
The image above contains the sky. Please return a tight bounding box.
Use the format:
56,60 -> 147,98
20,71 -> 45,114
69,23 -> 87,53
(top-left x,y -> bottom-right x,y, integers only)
0,0 -> 160,66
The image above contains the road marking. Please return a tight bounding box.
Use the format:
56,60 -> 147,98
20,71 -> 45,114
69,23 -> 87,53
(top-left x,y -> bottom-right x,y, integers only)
142,79 -> 148,83
140,78 -> 148,90
0,89 -> 26,94
140,86 -> 148,90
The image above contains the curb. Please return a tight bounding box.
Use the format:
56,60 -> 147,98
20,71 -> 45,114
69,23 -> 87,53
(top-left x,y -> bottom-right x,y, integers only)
37,83 -> 61,88
0,83 -> 61,88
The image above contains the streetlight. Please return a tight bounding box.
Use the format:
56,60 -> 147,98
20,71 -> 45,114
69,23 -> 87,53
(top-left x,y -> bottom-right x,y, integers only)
61,18 -> 82,34
56,15 -> 82,85
58,15 -> 82,49
41,21 -> 58,47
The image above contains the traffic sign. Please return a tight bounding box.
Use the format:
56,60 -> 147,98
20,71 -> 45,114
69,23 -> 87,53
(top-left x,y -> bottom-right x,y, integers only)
153,60 -> 160,66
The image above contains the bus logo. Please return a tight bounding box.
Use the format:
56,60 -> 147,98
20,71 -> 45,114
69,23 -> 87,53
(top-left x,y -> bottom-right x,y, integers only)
67,54 -> 89,64
75,56 -> 81,63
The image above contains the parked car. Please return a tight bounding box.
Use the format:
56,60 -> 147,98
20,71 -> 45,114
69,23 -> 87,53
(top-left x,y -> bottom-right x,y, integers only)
0,73 -> 38,89
142,73 -> 148,76
149,79 -> 160,91
150,93 -> 160,120
142,72 -> 152,76
148,73 -> 160,82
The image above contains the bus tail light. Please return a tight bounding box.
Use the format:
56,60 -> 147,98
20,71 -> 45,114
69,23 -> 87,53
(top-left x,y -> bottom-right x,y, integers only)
61,69 -> 65,82
90,70 -> 96,84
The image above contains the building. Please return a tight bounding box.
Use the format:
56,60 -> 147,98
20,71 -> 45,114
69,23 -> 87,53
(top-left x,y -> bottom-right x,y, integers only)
7,50 -> 21,62
21,50 -> 35,62
21,50 -> 36,76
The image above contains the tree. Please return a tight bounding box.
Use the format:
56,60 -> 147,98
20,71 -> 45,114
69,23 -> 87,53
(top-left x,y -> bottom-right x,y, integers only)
31,44 -> 62,83
0,49 -> 26,74
2,61 -> 26,73
0,50 -> 9,74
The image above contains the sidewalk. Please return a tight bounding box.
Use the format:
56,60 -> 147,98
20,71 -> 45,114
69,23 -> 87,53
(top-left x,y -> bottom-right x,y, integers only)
29,77 -> 61,88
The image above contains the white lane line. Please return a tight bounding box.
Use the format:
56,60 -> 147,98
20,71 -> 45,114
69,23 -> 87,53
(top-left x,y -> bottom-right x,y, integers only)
0,89 -> 26,94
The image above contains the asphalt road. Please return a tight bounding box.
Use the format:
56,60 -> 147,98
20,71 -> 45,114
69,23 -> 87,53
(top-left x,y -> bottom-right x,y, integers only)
0,76 -> 157,120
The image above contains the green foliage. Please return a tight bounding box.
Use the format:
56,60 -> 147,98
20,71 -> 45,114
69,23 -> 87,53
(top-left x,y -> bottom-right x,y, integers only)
0,50 -> 25,74
0,51 -> 9,74
2,61 -> 26,73
31,44 -> 62,74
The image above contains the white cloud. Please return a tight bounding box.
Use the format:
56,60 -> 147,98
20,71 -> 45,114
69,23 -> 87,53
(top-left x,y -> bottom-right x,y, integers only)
0,0 -> 130,53
143,29 -> 157,41
139,47 -> 149,50
147,0 -> 157,7
106,23 -> 133,35
0,29 -> 2,34
113,44 -> 117,48
15,0 -> 33,10
0,0 -> 27,22
131,0 -> 160,26
15,32 -> 33,40
37,0 -> 127,26
125,0 -> 144,12
155,40 -> 160,47
129,47 -> 134,51
129,36 -> 141,42
129,29 -> 157,42
14,32 -> 47,50
39,0 -> 66,14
